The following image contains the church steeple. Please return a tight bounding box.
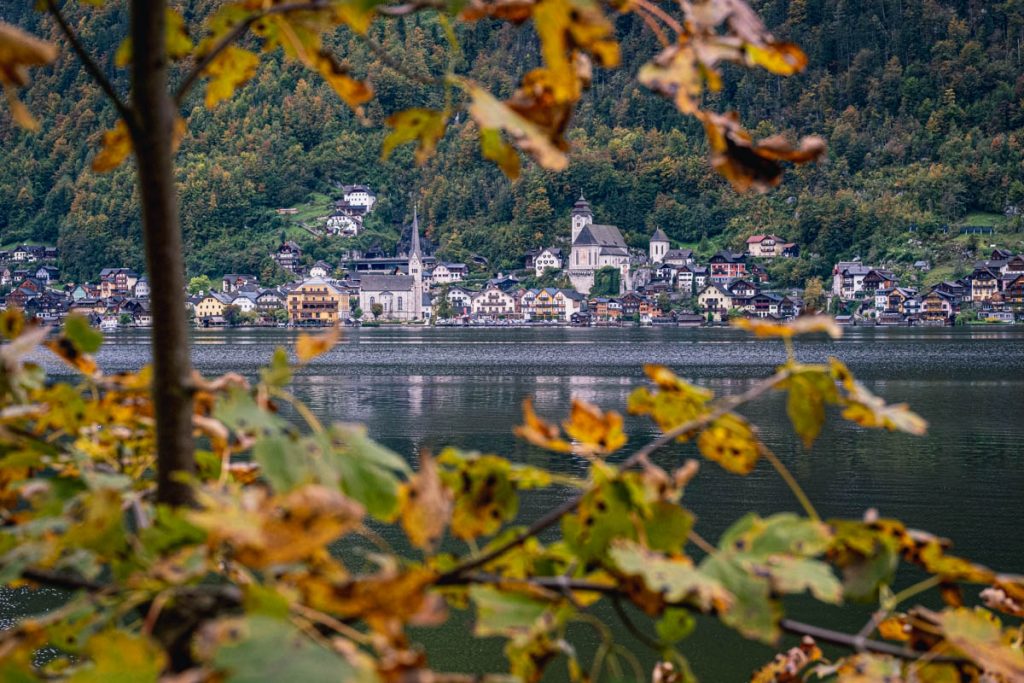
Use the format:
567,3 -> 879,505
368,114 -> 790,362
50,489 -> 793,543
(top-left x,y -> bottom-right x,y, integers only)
410,204 -> 422,257
571,191 -> 593,243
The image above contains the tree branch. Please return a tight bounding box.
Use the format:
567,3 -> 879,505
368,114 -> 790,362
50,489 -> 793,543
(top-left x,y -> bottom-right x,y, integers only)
20,567 -> 107,593
446,572 -> 965,663
45,0 -> 136,131
439,369 -> 792,581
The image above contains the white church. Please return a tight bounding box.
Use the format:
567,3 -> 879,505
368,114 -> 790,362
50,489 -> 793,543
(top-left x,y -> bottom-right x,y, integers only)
566,194 -> 632,295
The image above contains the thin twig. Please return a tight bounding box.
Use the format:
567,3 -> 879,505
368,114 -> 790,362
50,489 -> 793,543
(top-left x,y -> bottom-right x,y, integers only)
761,446 -> 820,521
634,6 -> 672,48
612,596 -> 663,652
439,370 -> 792,581
446,572 -> 963,663
633,0 -> 684,35
20,568 -> 107,593
45,0 -> 136,130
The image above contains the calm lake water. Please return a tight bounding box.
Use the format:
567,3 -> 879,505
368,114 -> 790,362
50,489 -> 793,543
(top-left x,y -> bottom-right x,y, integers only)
12,326 -> 1024,680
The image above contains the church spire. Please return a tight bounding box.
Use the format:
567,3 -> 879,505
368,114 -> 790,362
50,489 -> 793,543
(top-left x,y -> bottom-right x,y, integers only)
410,204 -> 421,257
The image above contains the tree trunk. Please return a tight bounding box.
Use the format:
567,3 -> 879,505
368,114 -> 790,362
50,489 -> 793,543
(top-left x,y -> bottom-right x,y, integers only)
130,0 -> 195,506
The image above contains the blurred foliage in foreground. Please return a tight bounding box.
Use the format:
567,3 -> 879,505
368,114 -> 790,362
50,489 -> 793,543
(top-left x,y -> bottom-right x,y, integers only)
0,309 -> 1022,682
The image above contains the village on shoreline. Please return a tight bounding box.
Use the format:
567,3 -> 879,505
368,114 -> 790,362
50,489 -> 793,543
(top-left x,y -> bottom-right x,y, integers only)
3,187 -> 1024,330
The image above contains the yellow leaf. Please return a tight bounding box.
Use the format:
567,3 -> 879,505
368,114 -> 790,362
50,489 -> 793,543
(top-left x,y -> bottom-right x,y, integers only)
382,108 -> 447,165
398,452 -> 452,550
462,79 -> 568,172
830,359 -> 928,436
312,50 -> 372,108
480,127 -> 521,179
69,630 -> 167,682
938,607 -> 1024,681
514,398 -> 571,453
745,42 -> 807,76
295,326 -> 339,364
696,413 -> 764,475
0,21 -> 58,131
638,44 -> 702,114
533,0 -> 619,102
733,314 -> 842,339
561,397 -> 627,456
203,45 -> 260,108
92,120 -> 133,173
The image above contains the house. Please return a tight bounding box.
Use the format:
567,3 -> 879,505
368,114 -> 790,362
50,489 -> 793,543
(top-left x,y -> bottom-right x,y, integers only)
287,277 -> 347,325
471,284 -> 518,319
589,297 -> 623,322
358,274 -> 418,321
222,273 -> 258,293
534,248 -> 563,277
966,267 -> 1001,302
697,284 -> 733,321
430,263 -> 467,284
99,268 -> 139,299
12,245 -> 39,262
751,292 -> 783,318
566,193 -> 631,294
861,269 -> 898,295
649,229 -> 670,263
0,268 -> 10,287
746,234 -> 788,259
341,184 -> 376,212
33,265 -> 59,284
832,261 -> 872,300
1003,274 -> 1024,311
913,260 -> 931,272
931,281 -> 966,304
230,291 -> 259,313
885,287 -> 917,314
663,249 -> 694,268
132,277 -> 150,299
922,290 -> 957,323
195,292 -> 232,321
273,241 -> 303,274
520,288 -> 585,321
445,286 -> 474,317
256,288 -> 286,314
728,279 -> 758,299
708,251 -> 747,283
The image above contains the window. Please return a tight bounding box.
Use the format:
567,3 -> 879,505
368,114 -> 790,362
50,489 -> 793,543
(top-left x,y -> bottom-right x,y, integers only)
397,297 -> 403,311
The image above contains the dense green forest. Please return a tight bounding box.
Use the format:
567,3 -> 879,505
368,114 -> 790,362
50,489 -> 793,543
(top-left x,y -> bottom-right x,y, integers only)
1,0 -> 1023,282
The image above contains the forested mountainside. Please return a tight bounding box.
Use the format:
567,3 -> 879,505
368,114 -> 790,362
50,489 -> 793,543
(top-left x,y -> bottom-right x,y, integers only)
1,0 -> 1023,282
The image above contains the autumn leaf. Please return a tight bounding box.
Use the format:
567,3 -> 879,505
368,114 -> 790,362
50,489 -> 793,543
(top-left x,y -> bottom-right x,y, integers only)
696,413 -> 764,474
778,365 -> 839,449
638,44 -> 702,115
628,365 -> 712,439
69,629 -> 167,682
561,397 -> 627,456
830,359 -> 928,436
398,452 -> 452,551
700,111 -> 826,192
514,398 -> 572,453
532,0 -> 619,101
382,108 -> 448,165
610,540 -> 733,614
733,314 -> 842,340
0,21 -> 58,131
480,127 -> 521,179
203,45 -> 260,108
92,121 -> 133,173
295,326 -> 340,363
444,453 -> 519,540
312,50 -> 372,109
938,607 -> 1024,681
114,9 -> 193,69
462,79 -> 569,172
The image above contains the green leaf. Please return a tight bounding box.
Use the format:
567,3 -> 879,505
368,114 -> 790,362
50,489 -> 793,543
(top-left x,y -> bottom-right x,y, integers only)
64,314 -> 102,354
214,388 -> 287,438
644,501 -> 694,555
562,478 -> 636,563
253,435 -> 340,493
260,347 -> 292,388
211,616 -> 370,682
330,424 -> 408,519
782,366 -> 837,449
938,608 -> 1024,680
610,540 -> 732,613
719,512 -> 831,558
382,108 -> 447,165
470,585 -> 550,637
655,607 -> 695,643
761,556 -> 842,604
479,127 -> 521,179
700,554 -> 781,643
68,630 -> 166,683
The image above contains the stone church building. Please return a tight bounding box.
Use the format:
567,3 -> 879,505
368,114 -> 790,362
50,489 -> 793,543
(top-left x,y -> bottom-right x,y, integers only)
566,194 -> 631,295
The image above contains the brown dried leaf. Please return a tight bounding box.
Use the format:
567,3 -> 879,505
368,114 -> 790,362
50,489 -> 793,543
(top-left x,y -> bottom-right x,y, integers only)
398,452 -> 453,551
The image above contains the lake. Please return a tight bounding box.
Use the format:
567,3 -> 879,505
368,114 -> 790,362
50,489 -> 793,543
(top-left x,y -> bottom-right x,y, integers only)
12,325 -> 1024,680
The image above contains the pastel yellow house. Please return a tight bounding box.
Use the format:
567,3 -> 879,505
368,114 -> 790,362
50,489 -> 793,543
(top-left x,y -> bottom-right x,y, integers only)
195,293 -> 230,320
287,277 -> 348,325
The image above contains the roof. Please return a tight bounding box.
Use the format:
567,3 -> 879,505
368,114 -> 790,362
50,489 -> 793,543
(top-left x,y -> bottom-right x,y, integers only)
359,274 -> 414,292
650,228 -> 669,242
574,224 -> 627,248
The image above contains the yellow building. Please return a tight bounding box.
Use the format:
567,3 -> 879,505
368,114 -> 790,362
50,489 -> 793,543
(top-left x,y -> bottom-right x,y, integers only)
195,293 -> 229,320
287,277 -> 348,325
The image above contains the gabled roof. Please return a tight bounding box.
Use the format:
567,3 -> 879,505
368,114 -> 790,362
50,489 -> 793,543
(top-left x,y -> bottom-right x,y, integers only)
359,273 -> 414,292
650,228 -> 669,243
574,224 -> 627,248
